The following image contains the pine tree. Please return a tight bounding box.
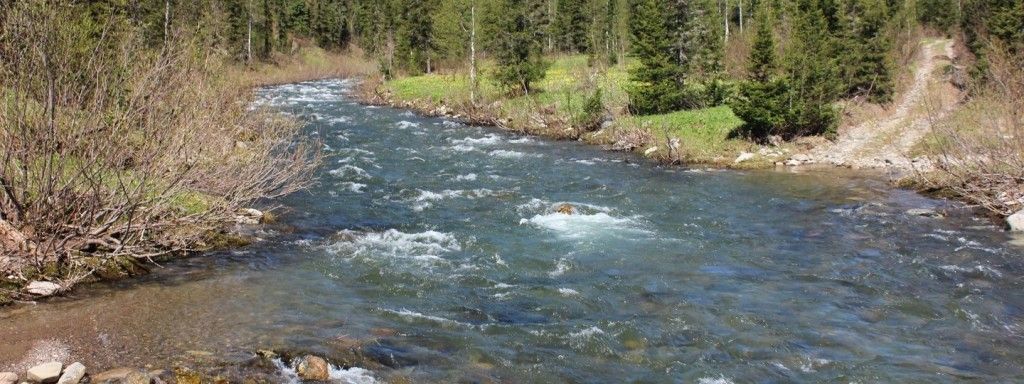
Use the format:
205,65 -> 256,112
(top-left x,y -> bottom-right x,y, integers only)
490,0 -> 549,95
553,0 -> 591,52
730,4 -> 790,138
836,0 -> 893,102
627,0 -> 687,114
746,5 -> 776,83
784,0 -> 841,136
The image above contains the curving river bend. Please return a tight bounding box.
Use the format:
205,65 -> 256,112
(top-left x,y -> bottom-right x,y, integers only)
2,79 -> 1023,383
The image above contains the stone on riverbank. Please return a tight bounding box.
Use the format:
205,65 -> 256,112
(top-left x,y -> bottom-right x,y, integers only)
0,372 -> 17,384
25,281 -> 61,296
235,208 -> 265,225
296,355 -> 329,381
1008,210 -> 1024,232
26,362 -> 61,383
55,363 -> 84,384
734,152 -> 755,164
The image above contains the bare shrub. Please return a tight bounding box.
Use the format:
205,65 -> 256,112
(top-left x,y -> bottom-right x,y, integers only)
0,3 -> 319,277
921,40 -> 1024,216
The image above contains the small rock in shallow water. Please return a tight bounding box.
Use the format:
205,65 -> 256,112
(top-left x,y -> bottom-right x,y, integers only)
296,355 -> 329,381
55,363 -> 84,384
90,368 -> 150,384
1,372 -> 18,384
26,362 -> 61,383
1008,210 -> 1024,232
25,281 -> 61,296
907,208 -> 943,218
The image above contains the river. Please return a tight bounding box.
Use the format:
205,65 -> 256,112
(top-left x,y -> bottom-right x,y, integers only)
2,79 -> 1022,383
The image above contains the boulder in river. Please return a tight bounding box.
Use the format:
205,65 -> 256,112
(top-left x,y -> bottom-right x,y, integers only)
1008,210 -> 1024,232
55,363 -> 84,384
25,281 -> 61,297
26,362 -> 61,383
296,355 -> 329,381
1,372 -> 17,384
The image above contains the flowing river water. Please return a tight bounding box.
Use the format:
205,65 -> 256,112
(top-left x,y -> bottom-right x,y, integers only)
2,79 -> 1023,383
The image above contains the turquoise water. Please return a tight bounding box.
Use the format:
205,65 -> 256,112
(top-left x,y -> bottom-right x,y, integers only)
2,79 -> 1022,383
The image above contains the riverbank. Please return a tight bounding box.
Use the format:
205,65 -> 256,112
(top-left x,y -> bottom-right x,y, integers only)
0,9 -> 374,305
1,349 -> 376,384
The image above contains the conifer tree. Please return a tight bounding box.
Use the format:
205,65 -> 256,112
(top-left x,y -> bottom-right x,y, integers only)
627,0 -> 687,114
553,0 -> 591,52
784,0 -> 841,136
730,4 -> 790,138
490,0 -> 549,95
836,0 -> 893,102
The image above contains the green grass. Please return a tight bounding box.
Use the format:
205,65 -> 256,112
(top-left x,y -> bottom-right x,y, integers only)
619,106 -> 748,160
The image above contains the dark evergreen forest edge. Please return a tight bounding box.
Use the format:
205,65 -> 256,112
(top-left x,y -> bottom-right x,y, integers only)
0,0 -> 1021,300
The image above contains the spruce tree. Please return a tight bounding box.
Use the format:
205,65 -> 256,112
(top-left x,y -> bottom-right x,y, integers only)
730,4 -> 790,138
627,0 -> 687,114
784,0 -> 841,137
836,0 -> 893,102
553,0 -> 591,53
490,0 -> 549,95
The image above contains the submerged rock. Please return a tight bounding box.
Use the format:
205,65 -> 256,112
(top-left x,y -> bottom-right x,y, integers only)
296,355 -> 329,381
26,362 -> 61,384
907,208 -> 943,218
55,363 -> 84,384
25,281 -> 61,296
90,368 -> 149,384
1,372 -> 17,384
1008,210 -> 1024,232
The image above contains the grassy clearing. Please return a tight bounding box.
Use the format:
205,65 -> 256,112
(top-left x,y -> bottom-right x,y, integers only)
617,106 -> 746,158
384,55 -> 767,166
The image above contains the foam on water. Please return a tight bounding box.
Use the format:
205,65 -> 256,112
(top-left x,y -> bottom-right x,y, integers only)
329,165 -> 371,180
489,149 -> 539,159
454,173 -> 478,181
339,182 -> 367,193
325,229 -> 460,266
697,377 -> 735,384
379,308 -> 475,328
396,121 -> 420,129
411,188 -> 497,211
452,134 -> 503,146
521,212 -> 646,239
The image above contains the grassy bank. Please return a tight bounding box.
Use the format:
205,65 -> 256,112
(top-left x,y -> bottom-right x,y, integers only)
375,55 -> 789,167
0,4 -> 373,304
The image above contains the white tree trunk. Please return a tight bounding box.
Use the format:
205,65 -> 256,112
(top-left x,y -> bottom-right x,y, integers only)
470,3 -> 478,104
738,0 -> 743,33
164,0 -> 171,43
724,0 -> 730,42
246,3 -> 253,64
